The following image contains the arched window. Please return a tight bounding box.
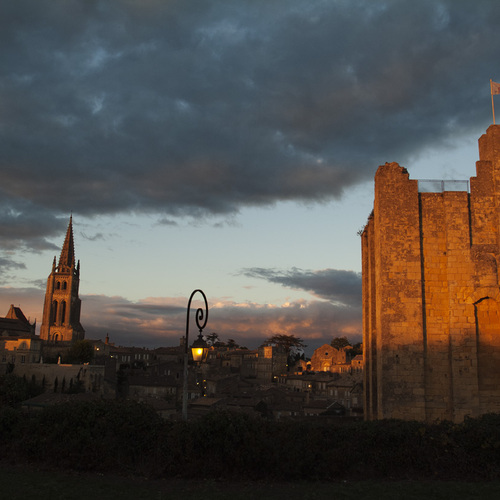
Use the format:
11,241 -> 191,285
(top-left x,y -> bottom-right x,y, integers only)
62,281 -> 67,290
51,301 -> 58,324
56,281 -> 61,290
60,301 -> 66,325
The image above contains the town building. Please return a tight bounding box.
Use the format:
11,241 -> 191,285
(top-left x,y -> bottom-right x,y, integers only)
218,348 -> 258,378
309,343 -> 347,372
0,305 -> 41,368
276,371 -> 362,417
0,304 -> 36,337
351,354 -> 364,374
1,336 -> 41,366
362,125 -> 500,423
255,343 -> 288,381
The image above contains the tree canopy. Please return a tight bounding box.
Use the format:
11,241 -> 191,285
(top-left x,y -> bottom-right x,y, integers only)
64,340 -> 94,364
264,334 -> 306,351
206,333 -> 220,346
226,339 -> 239,349
203,334 -> 247,350
330,336 -> 351,350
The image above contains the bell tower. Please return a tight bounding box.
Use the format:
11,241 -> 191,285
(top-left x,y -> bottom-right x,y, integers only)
40,216 -> 85,343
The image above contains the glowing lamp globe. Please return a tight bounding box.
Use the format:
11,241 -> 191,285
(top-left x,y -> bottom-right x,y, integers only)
191,334 -> 208,362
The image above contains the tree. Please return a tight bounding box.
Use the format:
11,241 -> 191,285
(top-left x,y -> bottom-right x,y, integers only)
226,338 -> 239,349
66,378 -> 84,394
206,333 -> 220,346
330,336 -> 351,350
64,340 -> 94,364
0,373 -> 43,408
351,342 -> 363,356
264,334 -> 306,351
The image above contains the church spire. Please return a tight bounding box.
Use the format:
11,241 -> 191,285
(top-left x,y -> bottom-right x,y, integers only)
58,215 -> 75,271
40,214 -> 84,343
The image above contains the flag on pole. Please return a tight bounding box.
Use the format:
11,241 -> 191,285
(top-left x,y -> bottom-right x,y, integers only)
491,80 -> 500,95
491,80 -> 500,124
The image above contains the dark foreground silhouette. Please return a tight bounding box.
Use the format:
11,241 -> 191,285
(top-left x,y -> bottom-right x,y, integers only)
2,400 -> 500,482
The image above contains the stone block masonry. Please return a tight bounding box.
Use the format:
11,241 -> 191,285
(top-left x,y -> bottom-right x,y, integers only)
362,125 -> 500,422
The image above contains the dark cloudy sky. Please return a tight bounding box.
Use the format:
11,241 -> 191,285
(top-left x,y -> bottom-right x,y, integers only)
0,0 -> 496,353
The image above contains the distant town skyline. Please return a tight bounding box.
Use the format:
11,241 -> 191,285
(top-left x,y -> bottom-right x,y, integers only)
0,1 -> 497,354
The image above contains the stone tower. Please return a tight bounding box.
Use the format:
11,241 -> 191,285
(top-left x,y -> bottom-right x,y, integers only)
39,216 -> 85,343
362,125 -> 500,423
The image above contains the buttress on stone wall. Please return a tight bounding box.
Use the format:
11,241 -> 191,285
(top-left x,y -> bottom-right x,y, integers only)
362,125 -> 500,423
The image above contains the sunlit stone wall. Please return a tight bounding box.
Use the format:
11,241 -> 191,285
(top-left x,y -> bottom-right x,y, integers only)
362,125 -> 500,423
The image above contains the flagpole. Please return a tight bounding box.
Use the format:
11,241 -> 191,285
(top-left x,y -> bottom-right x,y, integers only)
491,79 -> 496,125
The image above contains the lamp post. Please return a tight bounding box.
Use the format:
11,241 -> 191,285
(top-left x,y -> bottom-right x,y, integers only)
182,289 -> 209,420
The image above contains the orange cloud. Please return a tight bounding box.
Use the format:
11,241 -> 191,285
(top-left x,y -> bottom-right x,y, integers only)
0,288 -> 361,356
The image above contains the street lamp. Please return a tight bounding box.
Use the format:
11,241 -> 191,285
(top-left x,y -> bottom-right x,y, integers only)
182,289 -> 209,420
191,332 -> 209,363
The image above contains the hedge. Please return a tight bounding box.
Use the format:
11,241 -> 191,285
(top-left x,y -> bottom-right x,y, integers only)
2,401 -> 500,481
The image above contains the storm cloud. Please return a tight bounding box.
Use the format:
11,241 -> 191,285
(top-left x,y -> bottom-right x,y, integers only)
1,0 -> 498,250
241,267 -> 362,307
1,1 -> 496,351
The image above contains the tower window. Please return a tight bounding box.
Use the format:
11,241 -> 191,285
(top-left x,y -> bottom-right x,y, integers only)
60,301 -> 66,325
51,301 -> 58,325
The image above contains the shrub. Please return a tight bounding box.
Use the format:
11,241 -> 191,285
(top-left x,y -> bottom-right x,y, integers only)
3,402 -> 500,481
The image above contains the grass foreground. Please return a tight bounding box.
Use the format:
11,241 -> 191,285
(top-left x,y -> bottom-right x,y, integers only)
2,465 -> 500,500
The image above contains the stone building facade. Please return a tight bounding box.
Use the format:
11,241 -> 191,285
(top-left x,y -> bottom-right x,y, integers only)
362,125 -> 500,423
309,343 -> 347,372
0,305 -> 36,337
0,305 -> 41,371
1,337 -> 41,367
256,344 -> 288,381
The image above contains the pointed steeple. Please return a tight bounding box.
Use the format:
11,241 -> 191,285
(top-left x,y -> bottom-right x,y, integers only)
40,214 -> 84,343
58,215 -> 75,271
